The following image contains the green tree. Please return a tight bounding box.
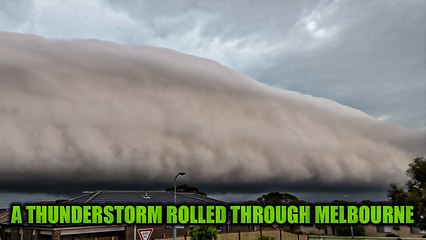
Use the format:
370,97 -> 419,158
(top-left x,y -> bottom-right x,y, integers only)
388,157 -> 426,230
189,226 -> 218,240
406,157 -> 426,191
388,183 -> 408,204
256,192 -> 300,205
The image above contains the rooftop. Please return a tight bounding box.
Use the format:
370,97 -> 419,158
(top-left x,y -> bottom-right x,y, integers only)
64,190 -> 228,205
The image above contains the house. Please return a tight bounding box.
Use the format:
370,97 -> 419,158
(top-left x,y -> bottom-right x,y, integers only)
2,192 -> 424,240
0,190 -> 229,240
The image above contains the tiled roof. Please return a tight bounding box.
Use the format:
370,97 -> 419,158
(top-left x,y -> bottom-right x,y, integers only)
0,192 -> 226,225
0,209 -> 9,224
64,191 -> 227,205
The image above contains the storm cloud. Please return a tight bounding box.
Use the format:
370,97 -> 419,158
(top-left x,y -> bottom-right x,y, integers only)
0,33 -> 424,194
0,0 -> 425,128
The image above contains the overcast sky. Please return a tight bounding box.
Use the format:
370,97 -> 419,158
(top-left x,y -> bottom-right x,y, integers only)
1,0 -> 425,128
0,0 -> 425,205
0,32 -> 424,205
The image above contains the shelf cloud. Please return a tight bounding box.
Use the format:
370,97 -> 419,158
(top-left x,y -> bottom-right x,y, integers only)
0,33 -> 424,194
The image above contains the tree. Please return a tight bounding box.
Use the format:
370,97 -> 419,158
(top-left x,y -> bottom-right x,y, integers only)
388,157 -> 426,230
255,192 -> 300,205
189,226 -> 218,240
387,183 -> 408,204
406,157 -> 426,191
165,184 -> 207,196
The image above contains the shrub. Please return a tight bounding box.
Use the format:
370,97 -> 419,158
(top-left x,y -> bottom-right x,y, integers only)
189,226 -> 218,240
385,233 -> 399,237
334,225 -> 365,236
258,235 -> 274,240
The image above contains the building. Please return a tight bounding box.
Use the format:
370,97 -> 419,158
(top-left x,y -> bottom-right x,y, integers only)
0,190 -> 228,240
2,192 -> 425,240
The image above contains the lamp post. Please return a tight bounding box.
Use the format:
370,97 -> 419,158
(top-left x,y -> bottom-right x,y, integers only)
173,172 -> 186,240
345,194 -> 354,239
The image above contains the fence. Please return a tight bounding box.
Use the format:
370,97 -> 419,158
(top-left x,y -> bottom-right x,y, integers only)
308,235 -> 426,240
165,234 -> 426,240
163,230 -> 308,240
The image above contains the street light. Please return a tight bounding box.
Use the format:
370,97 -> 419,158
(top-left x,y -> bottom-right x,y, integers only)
345,194 -> 354,239
173,172 -> 186,240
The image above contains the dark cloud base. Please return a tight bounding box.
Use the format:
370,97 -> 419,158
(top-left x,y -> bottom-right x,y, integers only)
0,175 -> 388,195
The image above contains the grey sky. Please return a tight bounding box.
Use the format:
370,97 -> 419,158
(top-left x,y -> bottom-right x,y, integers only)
0,0 -> 425,128
0,1 -> 425,205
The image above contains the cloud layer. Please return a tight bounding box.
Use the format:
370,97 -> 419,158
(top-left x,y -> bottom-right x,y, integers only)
0,0 -> 425,128
0,33 -> 424,194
